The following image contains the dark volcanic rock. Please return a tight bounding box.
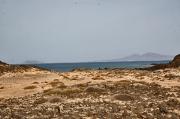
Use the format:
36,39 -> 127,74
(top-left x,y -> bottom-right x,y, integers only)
170,54 -> 180,67
143,54 -> 180,70
0,60 -> 7,65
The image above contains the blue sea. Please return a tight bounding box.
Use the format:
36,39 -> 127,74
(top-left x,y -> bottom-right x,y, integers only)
34,61 -> 169,72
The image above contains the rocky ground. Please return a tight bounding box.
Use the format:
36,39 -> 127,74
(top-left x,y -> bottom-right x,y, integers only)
0,67 -> 180,119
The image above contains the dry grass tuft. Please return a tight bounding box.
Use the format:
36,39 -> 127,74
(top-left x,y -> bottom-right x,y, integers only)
32,82 -> 39,84
59,88 -> 82,95
134,72 -> 148,79
49,81 -> 59,87
24,85 -> 37,90
53,79 -> 59,82
34,98 -> 48,105
113,80 -> 132,87
49,81 -> 67,89
164,74 -> 179,80
44,87 -> 82,96
84,86 -> 105,93
49,97 -> 61,103
62,75 -> 70,79
113,94 -> 134,101
56,84 -> 67,89
92,75 -> 105,80
70,77 -> 79,80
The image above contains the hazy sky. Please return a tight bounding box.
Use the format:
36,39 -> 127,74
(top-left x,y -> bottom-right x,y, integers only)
0,0 -> 180,63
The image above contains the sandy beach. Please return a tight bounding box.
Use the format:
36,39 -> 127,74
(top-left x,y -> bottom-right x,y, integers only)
0,64 -> 179,118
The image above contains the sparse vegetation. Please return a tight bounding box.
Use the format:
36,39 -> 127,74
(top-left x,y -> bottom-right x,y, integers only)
49,97 -> 61,103
84,86 -> 105,93
49,81 -> 59,87
49,81 -> 66,88
62,75 -> 70,79
164,74 -> 180,80
34,97 -> 48,105
0,64 -> 180,118
92,76 -> 105,80
113,94 -> 134,101
24,85 -> 37,90
44,87 -> 82,96
32,82 -> 39,84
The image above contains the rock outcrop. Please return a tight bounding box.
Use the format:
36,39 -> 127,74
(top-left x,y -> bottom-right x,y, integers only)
0,60 -> 7,65
144,54 -> 180,70
170,54 -> 180,67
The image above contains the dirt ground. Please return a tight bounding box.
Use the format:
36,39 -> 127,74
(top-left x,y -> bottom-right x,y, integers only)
0,68 -> 179,118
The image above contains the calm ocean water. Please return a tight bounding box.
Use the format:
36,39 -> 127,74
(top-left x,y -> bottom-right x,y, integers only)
34,61 -> 169,72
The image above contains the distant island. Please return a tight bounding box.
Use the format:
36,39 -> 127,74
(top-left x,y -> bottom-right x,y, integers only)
107,52 -> 173,62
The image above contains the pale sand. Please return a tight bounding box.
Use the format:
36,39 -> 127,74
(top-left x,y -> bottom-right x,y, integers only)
0,67 -> 179,98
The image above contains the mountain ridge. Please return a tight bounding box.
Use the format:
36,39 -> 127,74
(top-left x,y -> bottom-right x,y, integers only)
107,53 -> 173,62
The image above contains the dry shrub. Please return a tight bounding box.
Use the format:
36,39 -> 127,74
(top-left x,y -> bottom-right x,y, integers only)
59,88 -> 82,95
100,73 -> 109,77
32,82 -> 39,84
153,76 -> 161,80
113,94 -> 134,101
44,87 -> 82,96
135,72 -> 147,78
70,76 -> 79,80
53,79 -> 59,82
43,89 -> 61,95
92,76 -> 105,80
49,97 -> 61,103
88,74 -> 93,77
43,88 -> 52,93
49,81 -> 65,88
113,80 -> 132,87
62,75 -> 70,79
117,75 -> 123,78
56,83 -> 67,89
166,98 -> 180,107
49,81 -> 59,87
76,83 -> 89,88
43,81 -> 48,84
0,86 -> 4,89
164,74 -> 179,80
24,85 -> 37,90
0,98 -> 4,101
34,98 -> 48,105
84,86 -> 105,93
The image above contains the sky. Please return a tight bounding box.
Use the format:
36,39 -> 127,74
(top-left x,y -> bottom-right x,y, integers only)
0,0 -> 180,64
